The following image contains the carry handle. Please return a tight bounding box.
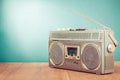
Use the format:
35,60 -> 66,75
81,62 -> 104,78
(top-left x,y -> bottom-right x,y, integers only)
109,32 -> 118,47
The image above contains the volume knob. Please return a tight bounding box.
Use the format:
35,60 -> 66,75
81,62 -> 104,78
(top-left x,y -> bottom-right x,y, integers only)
107,43 -> 115,53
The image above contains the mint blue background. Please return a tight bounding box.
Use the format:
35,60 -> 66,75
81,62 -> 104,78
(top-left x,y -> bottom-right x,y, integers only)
0,0 -> 120,62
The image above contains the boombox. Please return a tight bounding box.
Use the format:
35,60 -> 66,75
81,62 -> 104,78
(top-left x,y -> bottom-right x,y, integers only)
48,13 -> 118,74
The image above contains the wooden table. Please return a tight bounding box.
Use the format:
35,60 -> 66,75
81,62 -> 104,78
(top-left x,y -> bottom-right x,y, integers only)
0,62 -> 120,80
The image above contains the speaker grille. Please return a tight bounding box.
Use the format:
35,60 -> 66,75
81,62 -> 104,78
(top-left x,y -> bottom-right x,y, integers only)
50,42 -> 64,65
81,44 -> 100,70
50,32 -> 100,39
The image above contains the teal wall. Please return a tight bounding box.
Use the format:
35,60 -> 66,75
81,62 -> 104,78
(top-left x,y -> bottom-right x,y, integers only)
0,0 -> 120,62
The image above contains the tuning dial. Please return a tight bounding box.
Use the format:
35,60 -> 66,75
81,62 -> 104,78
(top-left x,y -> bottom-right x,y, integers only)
107,43 -> 115,53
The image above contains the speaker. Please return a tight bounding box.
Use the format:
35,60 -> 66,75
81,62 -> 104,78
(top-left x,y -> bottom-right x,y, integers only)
81,43 -> 100,70
49,41 -> 64,66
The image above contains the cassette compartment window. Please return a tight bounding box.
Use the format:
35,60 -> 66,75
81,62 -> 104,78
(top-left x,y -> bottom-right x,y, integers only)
67,47 -> 77,56
65,45 -> 80,60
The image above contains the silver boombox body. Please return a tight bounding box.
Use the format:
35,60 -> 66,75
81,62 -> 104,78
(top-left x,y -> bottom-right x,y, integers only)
48,13 -> 118,74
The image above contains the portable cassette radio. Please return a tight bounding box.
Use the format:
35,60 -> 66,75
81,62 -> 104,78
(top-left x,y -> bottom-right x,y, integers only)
48,12 -> 118,74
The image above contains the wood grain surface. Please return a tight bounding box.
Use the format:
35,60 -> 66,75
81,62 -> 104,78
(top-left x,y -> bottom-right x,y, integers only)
0,62 -> 119,80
